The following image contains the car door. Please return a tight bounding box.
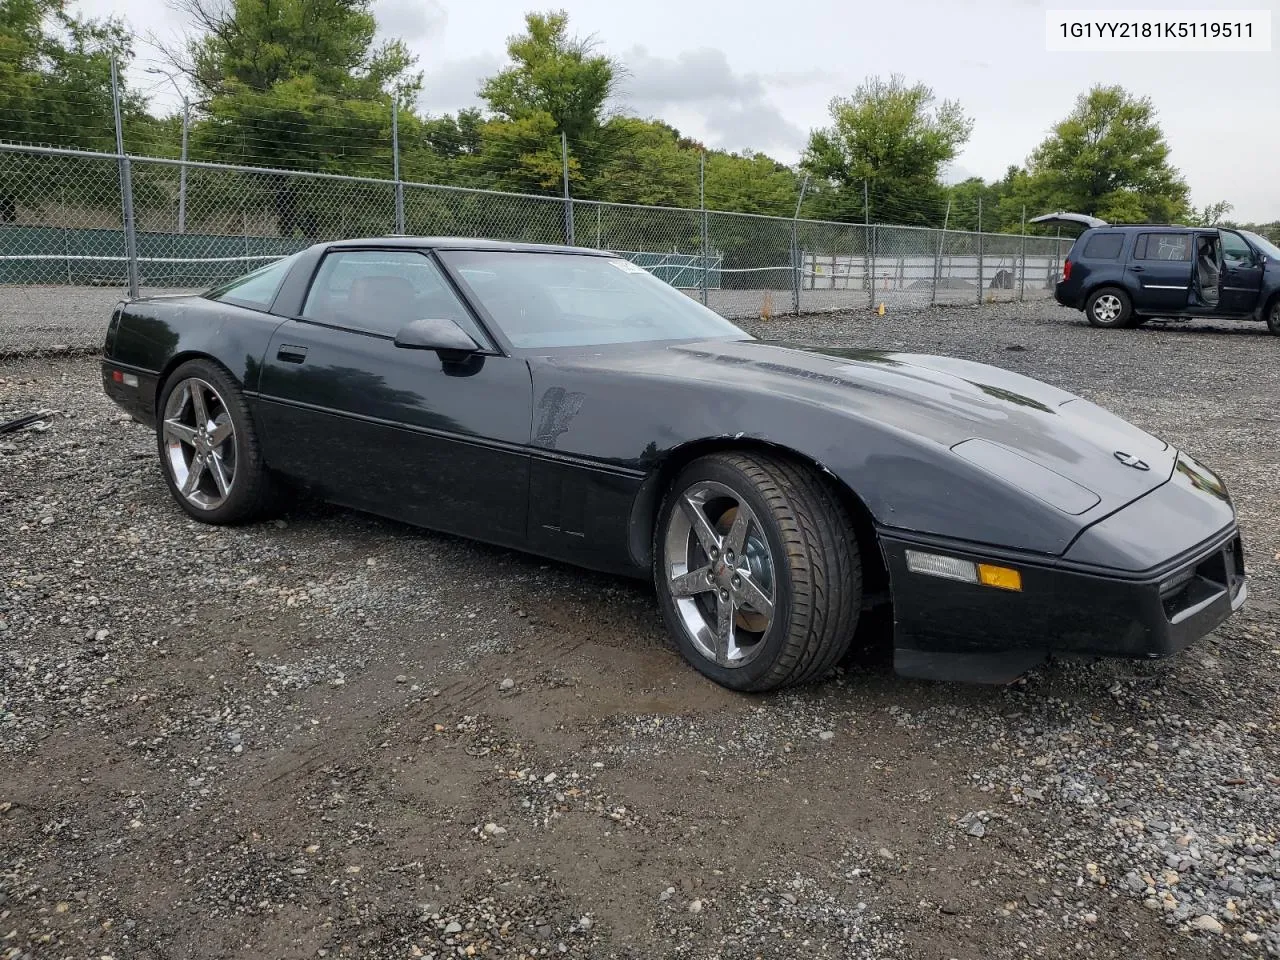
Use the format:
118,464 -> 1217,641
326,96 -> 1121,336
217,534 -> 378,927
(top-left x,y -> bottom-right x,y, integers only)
1126,231 -> 1193,312
254,247 -> 534,546
1218,229 -> 1266,315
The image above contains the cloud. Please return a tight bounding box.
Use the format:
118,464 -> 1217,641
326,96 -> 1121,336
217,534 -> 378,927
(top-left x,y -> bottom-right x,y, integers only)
616,46 -> 807,156
417,53 -> 504,115
941,161 -> 982,184
374,0 -> 446,44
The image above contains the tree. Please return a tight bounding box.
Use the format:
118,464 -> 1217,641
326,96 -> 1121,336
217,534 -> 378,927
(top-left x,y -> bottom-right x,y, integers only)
480,10 -> 616,144
0,0 -> 154,221
583,118 -> 698,207
477,9 -> 620,190
180,0 -> 418,102
705,150 -> 800,218
1016,85 -> 1189,224
170,0 -> 421,235
0,0 -> 145,149
1188,200 -> 1233,226
801,74 -> 972,226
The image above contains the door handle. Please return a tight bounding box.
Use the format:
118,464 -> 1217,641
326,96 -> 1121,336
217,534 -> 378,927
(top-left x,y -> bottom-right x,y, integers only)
276,344 -> 308,364
1129,265 -> 1144,272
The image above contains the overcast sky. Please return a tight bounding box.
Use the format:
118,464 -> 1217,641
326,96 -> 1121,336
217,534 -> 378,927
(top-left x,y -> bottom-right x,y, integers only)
82,0 -> 1280,220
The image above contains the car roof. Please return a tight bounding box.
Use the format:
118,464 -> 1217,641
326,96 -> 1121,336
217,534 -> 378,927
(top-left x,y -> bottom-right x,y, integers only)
317,236 -> 616,256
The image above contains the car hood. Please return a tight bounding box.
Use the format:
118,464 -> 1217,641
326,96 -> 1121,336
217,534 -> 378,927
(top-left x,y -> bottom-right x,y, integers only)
661,338 -> 1175,513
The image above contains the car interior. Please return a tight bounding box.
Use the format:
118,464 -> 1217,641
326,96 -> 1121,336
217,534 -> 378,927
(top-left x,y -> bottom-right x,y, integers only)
1193,234 -> 1220,307
303,261 -> 475,334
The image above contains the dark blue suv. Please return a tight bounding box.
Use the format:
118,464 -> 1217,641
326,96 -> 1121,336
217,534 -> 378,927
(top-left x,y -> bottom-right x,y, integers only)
1038,213 -> 1280,334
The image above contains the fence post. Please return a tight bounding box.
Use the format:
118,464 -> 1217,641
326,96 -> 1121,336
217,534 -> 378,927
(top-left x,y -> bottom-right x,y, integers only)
177,97 -> 189,234
699,150 -> 708,307
561,131 -> 574,245
111,59 -> 139,298
791,174 -> 809,316
976,197 -> 984,304
1019,205 -> 1027,302
391,98 -> 405,234
241,208 -> 250,274
864,180 -> 875,309
931,198 -> 950,306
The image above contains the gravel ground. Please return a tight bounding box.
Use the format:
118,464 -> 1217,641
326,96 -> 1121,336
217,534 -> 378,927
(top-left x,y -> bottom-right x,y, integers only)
2,299 -> 1278,959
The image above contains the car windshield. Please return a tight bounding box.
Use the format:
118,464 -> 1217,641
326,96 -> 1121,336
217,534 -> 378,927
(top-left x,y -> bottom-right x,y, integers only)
438,250 -> 750,349
1242,231 -> 1280,261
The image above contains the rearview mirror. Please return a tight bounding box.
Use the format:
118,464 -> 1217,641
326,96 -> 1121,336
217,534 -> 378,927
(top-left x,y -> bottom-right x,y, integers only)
393,317 -> 480,360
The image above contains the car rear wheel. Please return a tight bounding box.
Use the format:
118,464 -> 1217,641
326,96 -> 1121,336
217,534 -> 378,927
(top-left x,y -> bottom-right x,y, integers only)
156,359 -> 278,524
1086,287 -> 1133,328
654,452 -> 862,692
1267,298 -> 1280,336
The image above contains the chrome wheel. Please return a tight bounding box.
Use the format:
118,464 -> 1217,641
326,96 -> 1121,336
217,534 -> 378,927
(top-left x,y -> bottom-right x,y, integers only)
1092,293 -> 1122,324
162,377 -> 236,510
662,480 -> 776,668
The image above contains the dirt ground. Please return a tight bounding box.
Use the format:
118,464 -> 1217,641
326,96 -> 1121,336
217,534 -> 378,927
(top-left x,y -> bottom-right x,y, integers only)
2,302 -> 1279,960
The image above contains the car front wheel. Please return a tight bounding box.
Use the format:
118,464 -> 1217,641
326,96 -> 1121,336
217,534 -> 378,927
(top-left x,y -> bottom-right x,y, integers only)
1086,287 -> 1133,328
1267,298 -> 1280,336
155,359 -> 278,524
654,452 -> 862,692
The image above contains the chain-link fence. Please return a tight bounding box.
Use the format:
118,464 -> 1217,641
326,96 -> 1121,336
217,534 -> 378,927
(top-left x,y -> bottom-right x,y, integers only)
0,141 -> 1072,358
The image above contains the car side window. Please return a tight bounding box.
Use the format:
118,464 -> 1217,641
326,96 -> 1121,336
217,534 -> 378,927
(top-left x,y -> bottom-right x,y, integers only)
301,250 -> 488,344
1134,233 -> 1191,261
1220,231 -> 1256,267
208,253 -> 299,311
1082,232 -> 1124,260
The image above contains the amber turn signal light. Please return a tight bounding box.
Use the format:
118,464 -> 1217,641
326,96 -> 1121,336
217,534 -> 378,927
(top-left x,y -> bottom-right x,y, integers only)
977,564 -> 1022,592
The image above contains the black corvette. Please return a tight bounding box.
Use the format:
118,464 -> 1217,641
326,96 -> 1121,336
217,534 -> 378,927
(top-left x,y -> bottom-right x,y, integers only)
101,238 -> 1247,691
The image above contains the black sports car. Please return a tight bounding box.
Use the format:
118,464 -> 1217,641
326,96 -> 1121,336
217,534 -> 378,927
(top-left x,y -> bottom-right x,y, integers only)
101,238 -> 1247,691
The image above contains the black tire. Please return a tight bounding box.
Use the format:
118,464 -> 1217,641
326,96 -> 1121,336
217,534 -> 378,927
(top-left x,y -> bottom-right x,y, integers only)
653,452 -> 862,692
1085,287 -> 1133,328
1267,296 -> 1280,336
155,358 -> 279,524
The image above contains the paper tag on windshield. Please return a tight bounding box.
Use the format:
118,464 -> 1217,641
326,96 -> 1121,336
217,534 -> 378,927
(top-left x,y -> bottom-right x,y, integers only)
607,258 -> 646,274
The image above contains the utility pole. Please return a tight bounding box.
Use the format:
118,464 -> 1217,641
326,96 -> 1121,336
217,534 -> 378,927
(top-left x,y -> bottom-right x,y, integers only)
561,131 -> 574,245
112,59 -> 139,298
146,67 -> 188,234
391,97 -> 404,234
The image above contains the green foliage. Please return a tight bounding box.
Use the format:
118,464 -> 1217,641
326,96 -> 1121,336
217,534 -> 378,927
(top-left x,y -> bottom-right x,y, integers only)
184,0 -> 418,100
1188,200 -> 1233,227
802,74 -> 973,225
0,0 -> 144,150
178,0 -> 419,176
480,10 -> 615,144
705,151 -> 800,218
945,175 -> 1013,232
1015,85 -> 1190,225
583,118 -> 698,207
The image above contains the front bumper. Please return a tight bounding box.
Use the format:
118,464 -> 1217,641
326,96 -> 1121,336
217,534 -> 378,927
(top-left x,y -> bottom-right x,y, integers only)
882,527 -> 1246,683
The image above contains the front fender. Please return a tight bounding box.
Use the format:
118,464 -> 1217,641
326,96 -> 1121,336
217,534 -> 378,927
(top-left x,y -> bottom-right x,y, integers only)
530,361 -> 1086,561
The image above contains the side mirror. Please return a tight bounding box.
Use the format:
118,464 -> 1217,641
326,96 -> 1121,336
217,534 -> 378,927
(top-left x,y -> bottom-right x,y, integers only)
394,317 -> 480,361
